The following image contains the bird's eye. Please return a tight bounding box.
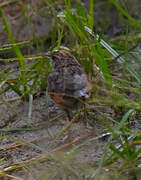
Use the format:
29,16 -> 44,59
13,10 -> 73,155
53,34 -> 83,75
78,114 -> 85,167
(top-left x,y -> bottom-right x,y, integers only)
52,54 -> 59,60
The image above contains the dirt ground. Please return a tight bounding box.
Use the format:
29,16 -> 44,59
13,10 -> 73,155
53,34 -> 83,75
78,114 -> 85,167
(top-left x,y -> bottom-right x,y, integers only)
0,85 -> 108,179
0,1 -> 107,179
0,0 -> 141,179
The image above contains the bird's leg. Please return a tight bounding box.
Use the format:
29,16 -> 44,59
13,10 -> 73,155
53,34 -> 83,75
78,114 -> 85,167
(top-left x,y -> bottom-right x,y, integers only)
82,103 -> 89,127
65,109 -> 71,121
65,109 -> 72,140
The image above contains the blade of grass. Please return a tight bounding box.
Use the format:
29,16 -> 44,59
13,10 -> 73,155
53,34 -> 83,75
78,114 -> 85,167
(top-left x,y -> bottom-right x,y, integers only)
91,45 -> 113,87
64,0 -> 71,10
0,6 -> 27,93
92,109 -> 135,177
85,26 -> 141,84
88,0 -> 94,29
6,83 -> 22,96
64,10 -> 88,42
56,24 -> 64,50
109,0 -> 141,29
28,94 -> 33,120
76,2 -> 86,19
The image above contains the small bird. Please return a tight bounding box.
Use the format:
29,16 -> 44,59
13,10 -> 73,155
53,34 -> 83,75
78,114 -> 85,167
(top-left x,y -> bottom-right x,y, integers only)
44,50 -> 90,123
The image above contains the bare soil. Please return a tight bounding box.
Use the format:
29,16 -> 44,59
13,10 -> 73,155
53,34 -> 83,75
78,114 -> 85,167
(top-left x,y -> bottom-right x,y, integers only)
0,0 -> 141,179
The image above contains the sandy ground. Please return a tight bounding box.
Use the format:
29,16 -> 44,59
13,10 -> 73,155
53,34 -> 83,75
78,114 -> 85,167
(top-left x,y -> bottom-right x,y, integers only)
0,88 -> 108,179
0,1 -> 141,179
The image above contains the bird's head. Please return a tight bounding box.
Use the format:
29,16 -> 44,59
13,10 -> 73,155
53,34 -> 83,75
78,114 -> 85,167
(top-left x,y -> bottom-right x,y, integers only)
43,50 -> 79,69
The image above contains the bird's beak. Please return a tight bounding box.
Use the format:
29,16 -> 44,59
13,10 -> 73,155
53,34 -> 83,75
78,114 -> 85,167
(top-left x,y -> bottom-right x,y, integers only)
42,53 -> 52,59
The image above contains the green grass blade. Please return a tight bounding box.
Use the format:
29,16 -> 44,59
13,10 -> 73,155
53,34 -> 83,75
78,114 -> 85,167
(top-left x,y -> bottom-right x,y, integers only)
64,10 -> 88,42
91,45 -> 113,87
88,0 -> 94,29
64,0 -> 71,9
56,25 -> 64,50
109,0 -> 141,29
0,6 -> 27,93
85,26 -> 141,84
76,2 -> 86,19
6,83 -> 22,96
117,109 -> 134,131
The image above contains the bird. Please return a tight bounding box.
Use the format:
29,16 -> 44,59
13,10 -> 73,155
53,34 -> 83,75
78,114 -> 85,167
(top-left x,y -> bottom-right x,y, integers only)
43,50 -> 90,125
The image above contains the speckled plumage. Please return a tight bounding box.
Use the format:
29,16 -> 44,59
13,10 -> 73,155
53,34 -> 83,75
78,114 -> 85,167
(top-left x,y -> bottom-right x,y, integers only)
44,50 -> 90,114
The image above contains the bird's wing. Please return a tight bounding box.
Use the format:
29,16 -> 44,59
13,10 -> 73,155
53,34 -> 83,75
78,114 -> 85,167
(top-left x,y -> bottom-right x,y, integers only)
47,68 -> 89,98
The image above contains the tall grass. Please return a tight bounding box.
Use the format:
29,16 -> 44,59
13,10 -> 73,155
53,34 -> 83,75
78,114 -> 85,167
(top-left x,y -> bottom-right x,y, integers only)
0,5 -> 27,94
52,0 -> 141,178
0,0 -> 141,179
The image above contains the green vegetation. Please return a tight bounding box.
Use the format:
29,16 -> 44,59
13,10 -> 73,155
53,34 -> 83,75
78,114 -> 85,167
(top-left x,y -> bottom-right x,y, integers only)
0,0 -> 141,179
